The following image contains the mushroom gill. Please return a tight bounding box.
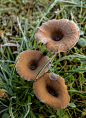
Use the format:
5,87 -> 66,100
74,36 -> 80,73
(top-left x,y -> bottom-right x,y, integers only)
35,19 -> 79,52
16,50 -> 50,81
33,73 -> 70,109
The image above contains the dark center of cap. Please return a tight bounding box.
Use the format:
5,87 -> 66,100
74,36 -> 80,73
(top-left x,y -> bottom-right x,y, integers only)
54,36 -> 61,41
47,86 -> 57,97
30,65 -> 36,70
53,30 -> 64,41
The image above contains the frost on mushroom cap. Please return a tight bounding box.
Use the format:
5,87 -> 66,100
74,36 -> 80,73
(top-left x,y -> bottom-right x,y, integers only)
33,73 -> 70,109
35,19 -> 79,52
16,50 -> 50,81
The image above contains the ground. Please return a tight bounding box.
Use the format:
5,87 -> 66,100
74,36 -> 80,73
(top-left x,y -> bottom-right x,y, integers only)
0,0 -> 86,118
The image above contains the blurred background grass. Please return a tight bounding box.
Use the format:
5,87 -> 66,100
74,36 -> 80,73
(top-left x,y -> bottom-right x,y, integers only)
0,0 -> 86,118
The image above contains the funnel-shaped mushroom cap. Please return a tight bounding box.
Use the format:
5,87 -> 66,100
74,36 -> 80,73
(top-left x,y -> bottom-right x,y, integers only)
35,19 -> 79,52
33,73 -> 70,109
16,50 -> 49,81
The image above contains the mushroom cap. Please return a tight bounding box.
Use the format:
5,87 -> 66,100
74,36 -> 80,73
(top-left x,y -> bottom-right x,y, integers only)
16,50 -> 49,81
33,73 -> 70,109
35,19 -> 79,52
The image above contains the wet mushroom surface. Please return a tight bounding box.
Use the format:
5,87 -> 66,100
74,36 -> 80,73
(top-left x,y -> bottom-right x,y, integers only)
33,73 -> 70,109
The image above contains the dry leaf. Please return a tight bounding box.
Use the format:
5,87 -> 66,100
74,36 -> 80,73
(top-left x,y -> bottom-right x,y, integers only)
0,30 -> 6,37
0,88 -> 5,97
39,116 -> 45,118
0,88 -> 10,100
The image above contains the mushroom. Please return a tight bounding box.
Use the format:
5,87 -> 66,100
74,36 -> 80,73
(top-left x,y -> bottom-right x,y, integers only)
33,72 -> 70,109
35,19 -> 79,52
16,50 -> 50,81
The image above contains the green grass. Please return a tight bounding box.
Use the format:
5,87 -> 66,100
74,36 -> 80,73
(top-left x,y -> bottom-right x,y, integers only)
0,0 -> 86,118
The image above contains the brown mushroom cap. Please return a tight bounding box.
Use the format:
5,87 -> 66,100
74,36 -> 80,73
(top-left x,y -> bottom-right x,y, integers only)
35,19 -> 79,52
33,73 -> 70,109
16,50 -> 49,81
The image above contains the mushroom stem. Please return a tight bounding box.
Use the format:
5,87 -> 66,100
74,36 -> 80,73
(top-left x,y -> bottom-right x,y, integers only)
61,52 -> 67,65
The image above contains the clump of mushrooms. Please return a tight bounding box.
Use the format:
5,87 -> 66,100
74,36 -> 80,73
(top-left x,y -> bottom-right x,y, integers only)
35,19 -> 79,52
16,50 -> 50,81
16,19 -> 79,110
33,73 -> 69,109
